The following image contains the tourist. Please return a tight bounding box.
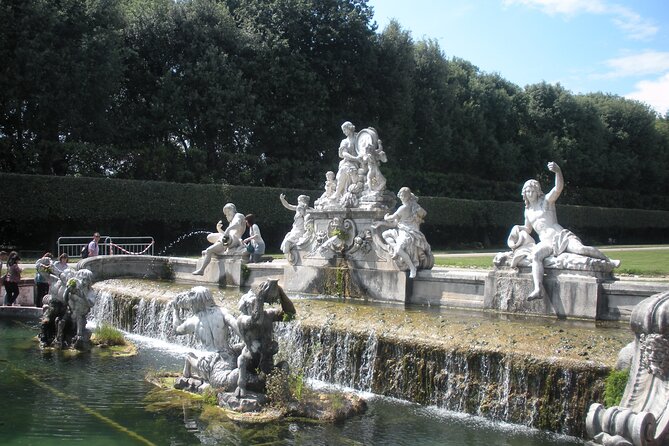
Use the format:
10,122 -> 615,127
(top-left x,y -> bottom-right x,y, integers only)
53,253 -> 70,276
0,251 -> 7,302
520,162 -> 619,301
243,214 -> 266,263
3,251 -> 22,306
88,232 -> 101,257
34,252 -> 53,307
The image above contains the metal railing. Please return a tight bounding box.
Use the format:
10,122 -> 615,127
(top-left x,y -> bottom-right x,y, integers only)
56,236 -> 155,258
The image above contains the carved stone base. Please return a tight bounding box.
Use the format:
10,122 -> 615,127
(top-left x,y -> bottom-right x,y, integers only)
282,263 -> 409,302
192,255 -> 245,286
485,267 -> 613,319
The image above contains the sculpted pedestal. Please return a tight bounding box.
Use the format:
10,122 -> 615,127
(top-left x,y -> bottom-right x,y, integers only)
485,266 -> 614,319
281,208 -> 415,302
191,254 -> 246,286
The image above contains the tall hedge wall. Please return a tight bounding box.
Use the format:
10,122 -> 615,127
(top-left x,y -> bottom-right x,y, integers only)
2,173 -> 668,254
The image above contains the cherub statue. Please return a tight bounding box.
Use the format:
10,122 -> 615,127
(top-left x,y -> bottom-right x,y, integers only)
314,171 -> 337,209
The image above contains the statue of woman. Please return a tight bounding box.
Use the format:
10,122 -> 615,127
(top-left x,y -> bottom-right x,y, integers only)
334,121 -> 361,201
279,193 -> 313,264
381,187 -> 434,278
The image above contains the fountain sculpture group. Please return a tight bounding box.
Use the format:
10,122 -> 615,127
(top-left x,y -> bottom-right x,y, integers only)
31,120 -> 669,442
172,279 -> 296,411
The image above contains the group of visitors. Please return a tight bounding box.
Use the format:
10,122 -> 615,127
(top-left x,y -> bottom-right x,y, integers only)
0,231 -> 100,308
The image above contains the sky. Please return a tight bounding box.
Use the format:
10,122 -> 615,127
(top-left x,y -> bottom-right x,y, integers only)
367,0 -> 669,115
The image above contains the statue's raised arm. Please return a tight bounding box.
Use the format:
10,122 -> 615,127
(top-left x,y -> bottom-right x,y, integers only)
544,161 -> 564,204
279,193 -> 296,211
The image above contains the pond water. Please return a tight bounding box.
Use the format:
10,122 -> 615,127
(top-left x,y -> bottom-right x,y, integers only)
0,319 -> 586,445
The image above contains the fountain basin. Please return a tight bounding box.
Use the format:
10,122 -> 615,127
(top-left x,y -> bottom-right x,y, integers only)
92,278 -> 633,437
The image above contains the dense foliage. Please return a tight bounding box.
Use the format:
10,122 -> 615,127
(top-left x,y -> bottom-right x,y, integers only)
1,0 -> 669,208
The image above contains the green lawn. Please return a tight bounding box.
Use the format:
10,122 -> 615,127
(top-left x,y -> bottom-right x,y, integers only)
603,249 -> 669,276
434,247 -> 669,277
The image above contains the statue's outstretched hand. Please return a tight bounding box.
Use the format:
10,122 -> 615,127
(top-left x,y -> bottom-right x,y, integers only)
547,161 -> 561,173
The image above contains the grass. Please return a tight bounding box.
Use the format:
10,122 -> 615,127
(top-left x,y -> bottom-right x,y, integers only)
434,246 -> 669,277
92,323 -> 127,346
603,249 -> 669,276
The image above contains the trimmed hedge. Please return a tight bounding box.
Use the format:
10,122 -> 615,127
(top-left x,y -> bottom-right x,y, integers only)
2,173 -> 668,252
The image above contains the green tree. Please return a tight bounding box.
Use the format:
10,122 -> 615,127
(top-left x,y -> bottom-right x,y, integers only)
0,0 -> 125,175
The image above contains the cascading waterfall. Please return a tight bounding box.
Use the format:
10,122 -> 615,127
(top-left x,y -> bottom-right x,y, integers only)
91,286 -> 608,437
90,289 -> 198,349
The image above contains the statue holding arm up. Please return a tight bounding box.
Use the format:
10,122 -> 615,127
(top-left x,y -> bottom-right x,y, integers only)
521,162 -> 619,301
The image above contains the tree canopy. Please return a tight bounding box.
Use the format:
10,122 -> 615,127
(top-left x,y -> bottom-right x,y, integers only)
1,0 -> 668,209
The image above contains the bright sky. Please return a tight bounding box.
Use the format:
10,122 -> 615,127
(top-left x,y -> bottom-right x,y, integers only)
368,0 -> 669,115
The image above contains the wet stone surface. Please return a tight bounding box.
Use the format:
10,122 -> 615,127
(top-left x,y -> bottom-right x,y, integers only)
95,279 -> 633,368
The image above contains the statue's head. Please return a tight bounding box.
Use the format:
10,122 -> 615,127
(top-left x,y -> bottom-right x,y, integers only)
223,203 -> 237,220
297,195 -> 310,206
174,286 -> 215,313
341,121 -> 355,135
75,269 -> 93,288
256,279 -> 281,305
521,180 -> 544,207
397,187 -> 415,203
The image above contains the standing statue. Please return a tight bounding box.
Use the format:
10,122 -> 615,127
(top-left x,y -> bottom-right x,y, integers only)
377,187 -> 434,278
193,203 -> 246,275
519,162 -> 620,300
172,286 -> 240,391
334,121 -> 362,203
280,193 -> 313,265
234,279 -> 296,397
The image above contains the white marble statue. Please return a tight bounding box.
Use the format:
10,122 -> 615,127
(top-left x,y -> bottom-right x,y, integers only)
334,121 -> 362,204
193,202 -> 246,275
280,193 -> 314,265
518,162 -> 619,300
172,286 -> 240,391
586,291 -> 669,446
62,269 -> 96,345
359,128 -> 387,193
314,171 -> 338,208
378,187 -> 434,278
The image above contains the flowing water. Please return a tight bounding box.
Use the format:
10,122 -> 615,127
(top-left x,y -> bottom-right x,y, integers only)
0,318 -> 588,445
